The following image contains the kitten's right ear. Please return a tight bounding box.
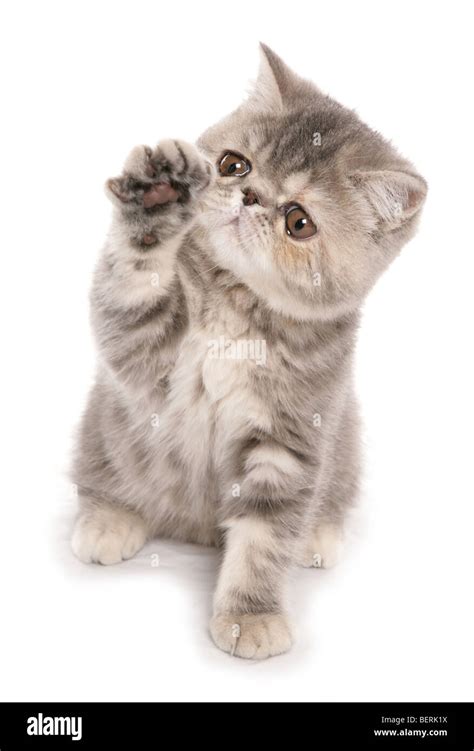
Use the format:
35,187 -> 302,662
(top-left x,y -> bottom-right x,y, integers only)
247,43 -> 309,113
349,169 -> 428,228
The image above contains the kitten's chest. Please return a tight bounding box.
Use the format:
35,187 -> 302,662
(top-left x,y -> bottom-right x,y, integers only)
173,303 -> 254,407
164,302 -> 267,467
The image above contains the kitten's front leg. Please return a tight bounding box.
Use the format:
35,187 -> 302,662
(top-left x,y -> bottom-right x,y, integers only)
211,517 -> 294,659
211,442 -> 313,659
72,140 -> 211,565
92,139 -> 212,391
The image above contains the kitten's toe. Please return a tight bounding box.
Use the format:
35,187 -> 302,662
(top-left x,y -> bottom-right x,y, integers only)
210,613 -> 292,659
106,140 -> 210,210
106,144 -> 180,208
71,505 -> 147,565
298,523 -> 343,569
150,139 -> 213,192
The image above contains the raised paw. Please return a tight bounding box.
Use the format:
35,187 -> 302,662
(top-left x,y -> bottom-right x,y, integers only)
106,140 -> 213,211
71,504 -> 147,565
210,613 -> 293,659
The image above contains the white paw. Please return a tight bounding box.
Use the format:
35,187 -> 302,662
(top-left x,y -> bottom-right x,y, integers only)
298,523 -> 343,569
71,505 -> 147,565
210,613 -> 292,659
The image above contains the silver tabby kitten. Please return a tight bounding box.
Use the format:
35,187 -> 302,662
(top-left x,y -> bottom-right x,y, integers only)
72,45 -> 427,658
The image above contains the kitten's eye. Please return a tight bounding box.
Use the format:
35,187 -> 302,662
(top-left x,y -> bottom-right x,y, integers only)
218,152 -> 251,177
285,206 -> 317,240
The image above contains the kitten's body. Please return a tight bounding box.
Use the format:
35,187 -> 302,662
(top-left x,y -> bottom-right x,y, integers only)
76,236 -> 359,546
72,46 -> 426,658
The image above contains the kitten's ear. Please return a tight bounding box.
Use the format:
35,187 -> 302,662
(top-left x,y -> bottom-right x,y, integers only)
350,170 -> 427,227
248,43 -> 308,112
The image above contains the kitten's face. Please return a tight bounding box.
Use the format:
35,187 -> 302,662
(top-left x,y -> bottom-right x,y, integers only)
197,45 -> 427,321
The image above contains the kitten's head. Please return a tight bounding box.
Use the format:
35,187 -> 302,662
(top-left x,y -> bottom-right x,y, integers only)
197,44 -> 427,321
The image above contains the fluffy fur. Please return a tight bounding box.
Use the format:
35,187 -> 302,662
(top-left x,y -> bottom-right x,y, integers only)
71,45 -> 427,659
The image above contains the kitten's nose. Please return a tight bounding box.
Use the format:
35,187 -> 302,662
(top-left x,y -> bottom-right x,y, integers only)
242,188 -> 260,207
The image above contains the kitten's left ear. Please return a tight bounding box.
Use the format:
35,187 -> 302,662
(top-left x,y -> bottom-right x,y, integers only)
350,170 -> 428,227
248,43 -> 313,112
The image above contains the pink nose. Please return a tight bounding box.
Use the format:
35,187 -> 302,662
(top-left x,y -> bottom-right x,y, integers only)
242,188 -> 260,207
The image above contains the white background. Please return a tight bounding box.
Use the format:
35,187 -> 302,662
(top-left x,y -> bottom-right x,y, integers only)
1,0 -> 473,702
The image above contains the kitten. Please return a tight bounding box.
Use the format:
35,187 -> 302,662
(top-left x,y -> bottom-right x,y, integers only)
71,45 -> 427,658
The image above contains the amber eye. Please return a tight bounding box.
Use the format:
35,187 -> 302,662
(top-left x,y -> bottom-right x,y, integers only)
218,152 -> 251,177
285,205 -> 317,240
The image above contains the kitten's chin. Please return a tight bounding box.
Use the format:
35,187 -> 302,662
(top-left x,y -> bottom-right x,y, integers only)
204,228 -> 351,323
206,225 -> 250,273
